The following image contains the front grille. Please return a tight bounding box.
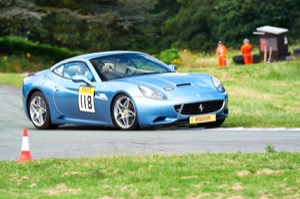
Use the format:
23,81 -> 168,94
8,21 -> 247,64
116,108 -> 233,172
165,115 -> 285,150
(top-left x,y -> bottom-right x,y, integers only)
174,100 -> 224,115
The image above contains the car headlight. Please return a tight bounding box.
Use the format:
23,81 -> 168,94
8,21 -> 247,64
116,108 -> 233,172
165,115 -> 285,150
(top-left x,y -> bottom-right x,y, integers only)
212,77 -> 225,92
139,85 -> 167,100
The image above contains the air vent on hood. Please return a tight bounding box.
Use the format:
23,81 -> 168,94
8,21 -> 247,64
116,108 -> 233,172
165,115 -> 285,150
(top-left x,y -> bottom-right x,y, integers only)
176,83 -> 191,87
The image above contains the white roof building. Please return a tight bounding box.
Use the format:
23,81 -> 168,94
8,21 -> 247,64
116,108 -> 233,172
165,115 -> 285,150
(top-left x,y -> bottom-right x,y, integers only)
253,26 -> 290,61
254,26 -> 288,35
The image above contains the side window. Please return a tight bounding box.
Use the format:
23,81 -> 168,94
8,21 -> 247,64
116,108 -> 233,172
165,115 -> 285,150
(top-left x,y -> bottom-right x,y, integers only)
53,65 -> 64,76
63,62 -> 94,81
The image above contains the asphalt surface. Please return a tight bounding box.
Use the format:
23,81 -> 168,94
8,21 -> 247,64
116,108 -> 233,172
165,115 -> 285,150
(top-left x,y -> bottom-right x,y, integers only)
1,85 -> 300,161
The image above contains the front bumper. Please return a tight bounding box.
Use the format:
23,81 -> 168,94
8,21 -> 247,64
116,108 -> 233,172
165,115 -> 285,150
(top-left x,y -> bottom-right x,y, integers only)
135,94 -> 229,128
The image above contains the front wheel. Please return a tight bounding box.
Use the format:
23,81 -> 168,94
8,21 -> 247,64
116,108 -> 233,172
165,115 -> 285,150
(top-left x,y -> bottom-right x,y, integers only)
28,91 -> 58,129
112,94 -> 139,130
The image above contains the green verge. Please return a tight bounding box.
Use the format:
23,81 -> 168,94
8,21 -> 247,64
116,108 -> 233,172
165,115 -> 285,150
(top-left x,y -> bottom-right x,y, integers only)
0,73 -> 26,88
0,153 -> 299,198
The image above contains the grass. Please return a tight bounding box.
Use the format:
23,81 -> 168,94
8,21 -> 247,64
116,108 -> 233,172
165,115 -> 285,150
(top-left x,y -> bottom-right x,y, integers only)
0,73 -> 26,88
1,51 -> 300,199
0,153 -> 299,198
0,54 -> 52,73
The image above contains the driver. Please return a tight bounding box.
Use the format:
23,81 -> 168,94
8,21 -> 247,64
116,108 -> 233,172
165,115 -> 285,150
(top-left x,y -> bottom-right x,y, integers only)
91,60 -> 104,72
90,59 -> 108,81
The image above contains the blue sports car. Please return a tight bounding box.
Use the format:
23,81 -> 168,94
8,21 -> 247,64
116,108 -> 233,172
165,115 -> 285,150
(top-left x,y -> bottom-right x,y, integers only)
22,51 -> 229,130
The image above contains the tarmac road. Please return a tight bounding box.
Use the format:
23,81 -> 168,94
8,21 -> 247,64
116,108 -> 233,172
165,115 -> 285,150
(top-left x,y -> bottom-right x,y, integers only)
1,85 -> 300,161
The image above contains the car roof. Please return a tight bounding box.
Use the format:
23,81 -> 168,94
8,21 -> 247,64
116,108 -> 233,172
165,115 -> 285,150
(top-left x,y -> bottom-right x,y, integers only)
73,51 -> 144,60
50,51 -> 145,70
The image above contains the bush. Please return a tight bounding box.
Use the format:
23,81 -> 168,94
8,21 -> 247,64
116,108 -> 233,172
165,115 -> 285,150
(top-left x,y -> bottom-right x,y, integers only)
156,48 -> 180,64
0,36 -> 82,62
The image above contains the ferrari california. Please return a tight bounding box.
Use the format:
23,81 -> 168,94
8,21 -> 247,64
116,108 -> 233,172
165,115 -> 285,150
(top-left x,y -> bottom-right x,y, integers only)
22,51 -> 229,130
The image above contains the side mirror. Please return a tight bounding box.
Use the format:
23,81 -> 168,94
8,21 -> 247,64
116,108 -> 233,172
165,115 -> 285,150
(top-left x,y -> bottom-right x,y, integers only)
72,75 -> 92,86
168,64 -> 177,71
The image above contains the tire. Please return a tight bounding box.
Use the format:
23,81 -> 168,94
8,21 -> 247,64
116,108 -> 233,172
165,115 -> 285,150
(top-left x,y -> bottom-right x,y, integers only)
111,94 -> 139,130
252,54 -> 260,63
293,48 -> 300,58
233,54 -> 260,64
28,91 -> 58,129
197,118 -> 225,128
232,55 -> 244,64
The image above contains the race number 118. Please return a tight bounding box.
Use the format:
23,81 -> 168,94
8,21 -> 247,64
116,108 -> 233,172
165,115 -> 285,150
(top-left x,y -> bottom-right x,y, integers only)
78,86 -> 95,113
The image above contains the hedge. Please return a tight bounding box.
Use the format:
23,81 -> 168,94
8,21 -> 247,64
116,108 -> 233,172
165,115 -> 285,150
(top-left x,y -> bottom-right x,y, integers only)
0,36 -> 82,62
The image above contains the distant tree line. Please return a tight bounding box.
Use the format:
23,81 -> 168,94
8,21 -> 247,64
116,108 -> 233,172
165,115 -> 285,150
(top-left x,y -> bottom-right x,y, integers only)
0,0 -> 299,53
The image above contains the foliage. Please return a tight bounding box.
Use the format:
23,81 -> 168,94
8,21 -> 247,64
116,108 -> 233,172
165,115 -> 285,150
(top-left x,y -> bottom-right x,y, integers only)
156,48 -> 180,64
265,144 -> 276,153
0,153 -> 299,198
162,0 -> 218,51
1,0 -> 300,53
164,0 -> 300,51
0,0 -> 44,39
0,36 -> 82,64
211,0 -> 300,48
0,0 -> 163,53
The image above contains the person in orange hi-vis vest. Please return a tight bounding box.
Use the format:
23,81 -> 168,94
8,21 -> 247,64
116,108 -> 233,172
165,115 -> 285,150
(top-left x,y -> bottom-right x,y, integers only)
216,41 -> 227,67
241,38 -> 253,65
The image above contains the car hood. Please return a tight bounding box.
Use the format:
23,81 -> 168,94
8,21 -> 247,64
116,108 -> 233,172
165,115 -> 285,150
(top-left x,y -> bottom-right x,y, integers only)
118,72 -> 220,97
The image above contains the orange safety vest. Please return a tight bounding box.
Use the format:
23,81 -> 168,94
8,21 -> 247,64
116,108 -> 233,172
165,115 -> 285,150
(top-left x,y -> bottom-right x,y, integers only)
216,45 -> 227,67
216,45 -> 227,57
241,44 -> 253,65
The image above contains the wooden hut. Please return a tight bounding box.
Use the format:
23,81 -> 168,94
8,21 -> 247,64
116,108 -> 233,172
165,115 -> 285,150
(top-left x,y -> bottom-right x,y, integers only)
253,26 -> 290,61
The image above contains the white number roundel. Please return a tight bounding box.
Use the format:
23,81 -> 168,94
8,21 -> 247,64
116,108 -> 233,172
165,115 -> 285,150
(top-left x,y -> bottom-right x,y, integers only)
78,86 -> 95,113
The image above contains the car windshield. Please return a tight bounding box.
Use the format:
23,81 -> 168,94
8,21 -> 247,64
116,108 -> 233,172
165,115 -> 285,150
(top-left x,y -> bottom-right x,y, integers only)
90,53 -> 172,81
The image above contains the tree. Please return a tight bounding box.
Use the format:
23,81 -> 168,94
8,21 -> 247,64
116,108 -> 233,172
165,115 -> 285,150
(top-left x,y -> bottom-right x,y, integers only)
212,0 -> 300,48
0,0 -> 45,39
161,0 -> 300,51
1,0 -> 300,53
162,0 -> 218,52
0,0 -> 163,52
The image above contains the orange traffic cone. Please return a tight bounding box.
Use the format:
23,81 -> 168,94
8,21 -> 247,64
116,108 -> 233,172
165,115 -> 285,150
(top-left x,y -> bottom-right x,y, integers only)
17,129 -> 33,162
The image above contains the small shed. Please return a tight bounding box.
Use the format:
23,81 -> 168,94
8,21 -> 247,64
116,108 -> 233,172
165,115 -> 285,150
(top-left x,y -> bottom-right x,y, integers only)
253,26 -> 290,61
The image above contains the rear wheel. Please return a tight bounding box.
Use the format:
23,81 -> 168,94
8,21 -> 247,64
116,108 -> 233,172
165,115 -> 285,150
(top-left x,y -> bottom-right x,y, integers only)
28,91 -> 58,129
112,94 -> 139,130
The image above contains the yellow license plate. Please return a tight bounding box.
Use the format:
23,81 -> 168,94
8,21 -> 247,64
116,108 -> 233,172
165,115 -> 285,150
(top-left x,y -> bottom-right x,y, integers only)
189,114 -> 216,124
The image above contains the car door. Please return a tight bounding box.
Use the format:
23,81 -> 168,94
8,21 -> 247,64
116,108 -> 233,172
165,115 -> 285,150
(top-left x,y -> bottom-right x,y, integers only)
52,61 -> 99,121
